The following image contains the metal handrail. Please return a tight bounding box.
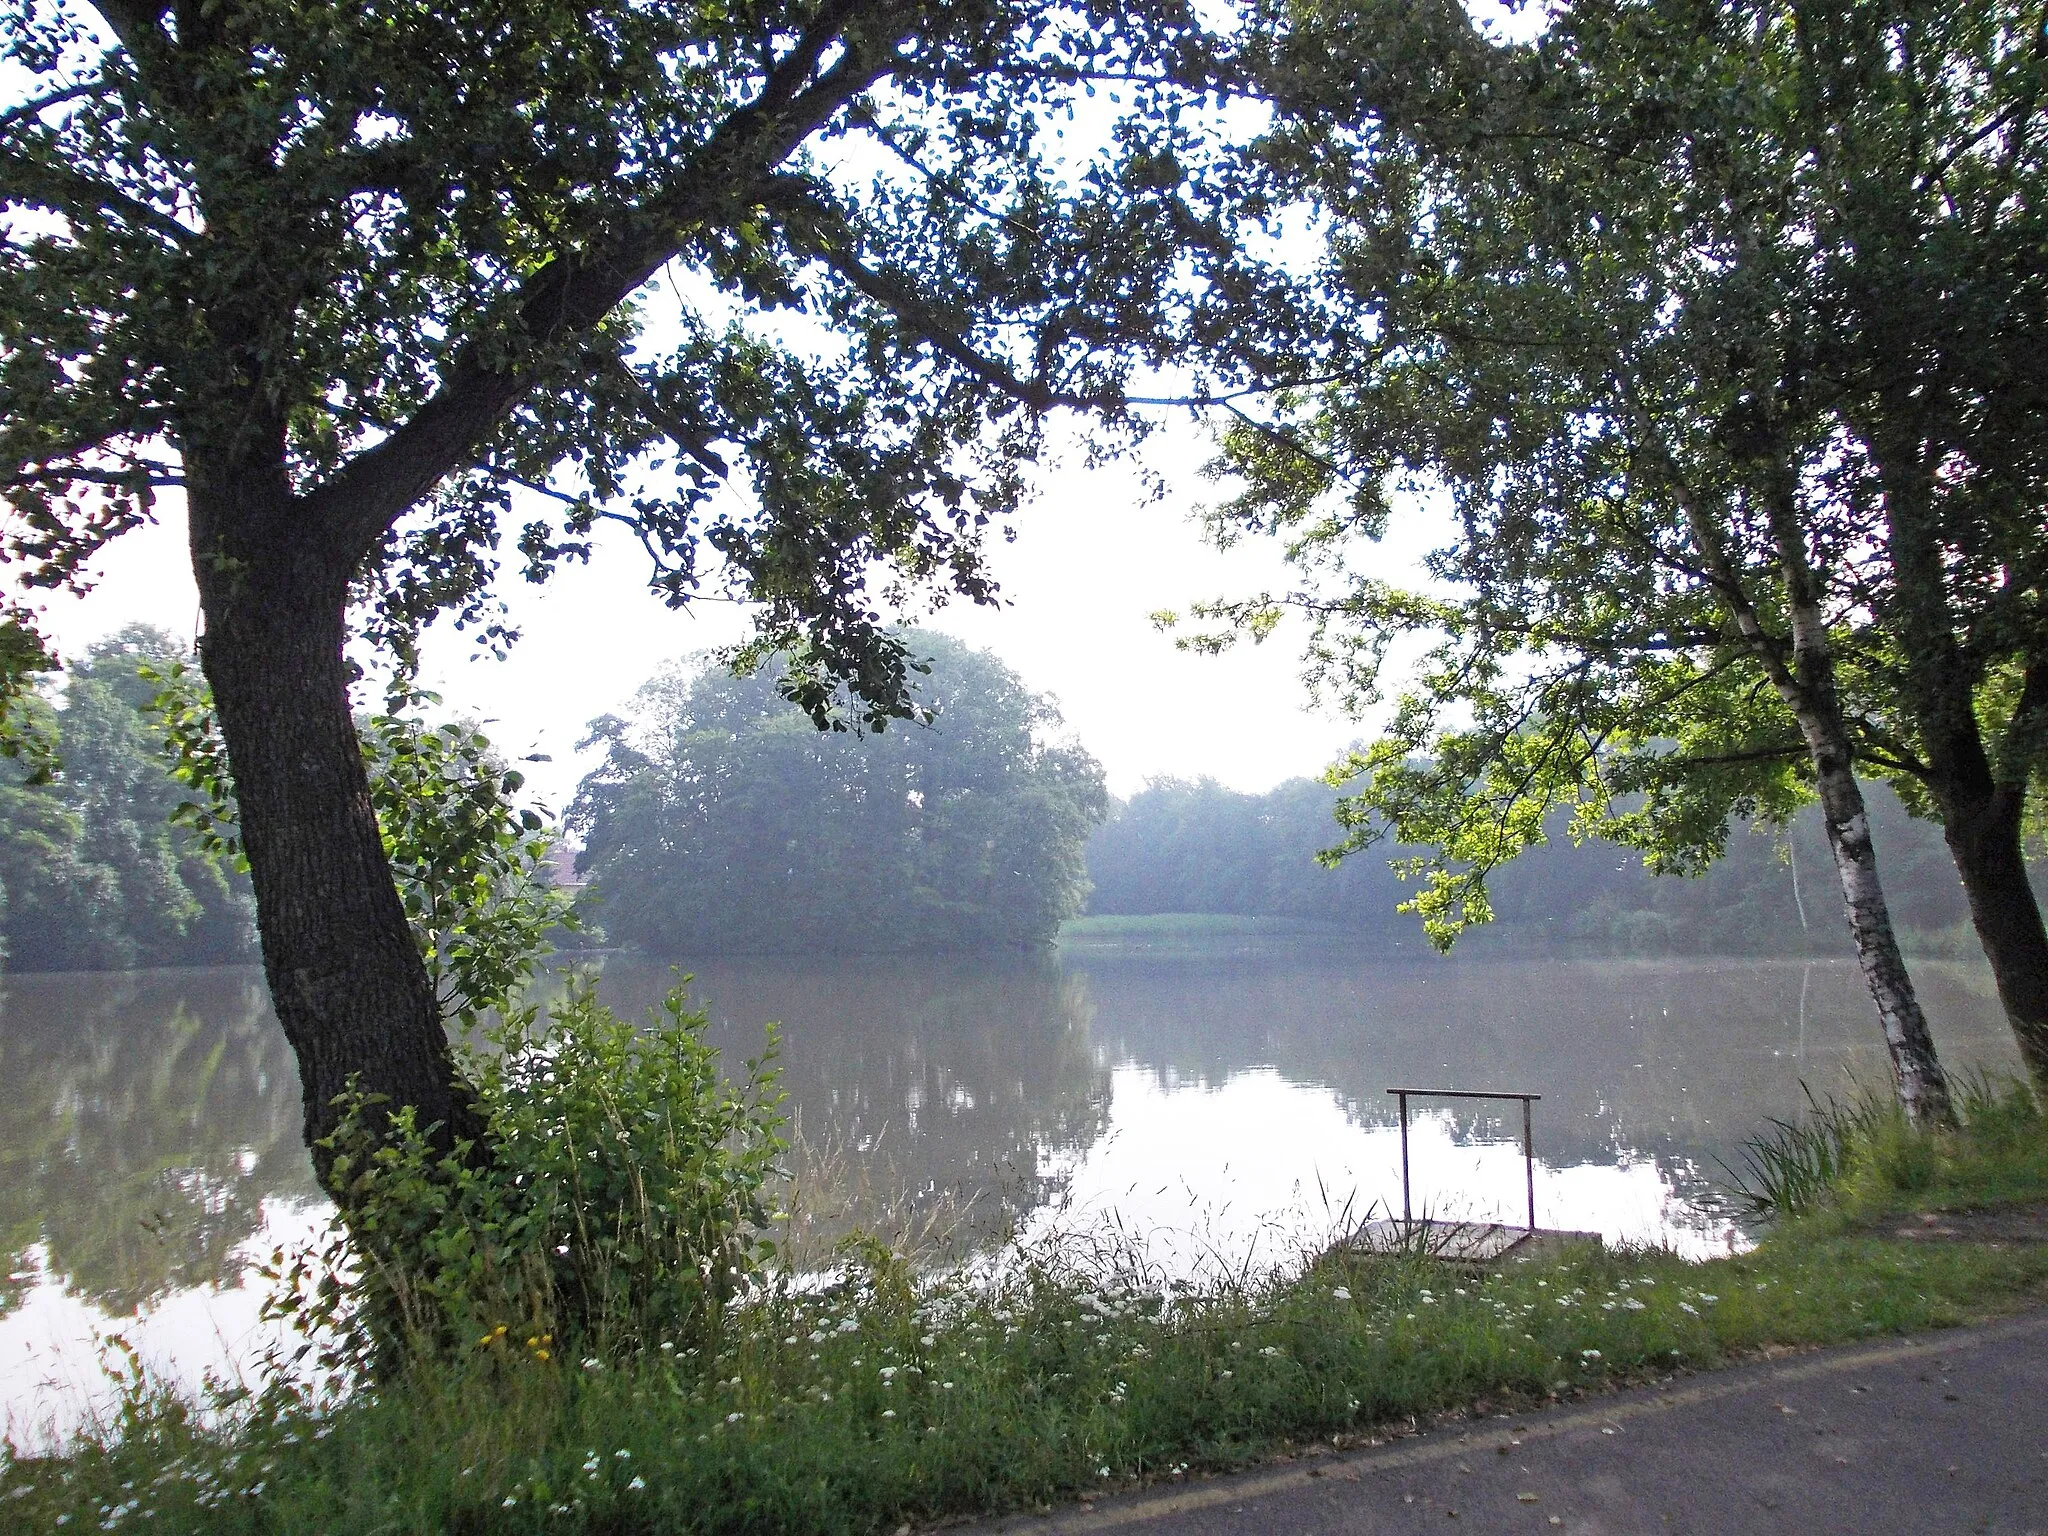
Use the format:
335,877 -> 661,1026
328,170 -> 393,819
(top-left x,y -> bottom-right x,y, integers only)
1386,1087 -> 1543,1232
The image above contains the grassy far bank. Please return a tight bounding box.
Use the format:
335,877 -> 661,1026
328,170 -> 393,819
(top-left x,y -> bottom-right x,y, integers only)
1054,914 -> 1362,952
6,1085 -> 2047,1535
1051,911 -> 1991,961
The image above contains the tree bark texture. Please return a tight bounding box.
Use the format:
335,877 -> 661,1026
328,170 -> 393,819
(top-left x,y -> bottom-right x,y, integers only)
1663,439 -> 1953,1124
1804,742 -> 1956,1125
1764,486 -> 1955,1127
189,484 -> 484,1181
1936,750 -> 2048,1089
1872,443 -> 2048,1093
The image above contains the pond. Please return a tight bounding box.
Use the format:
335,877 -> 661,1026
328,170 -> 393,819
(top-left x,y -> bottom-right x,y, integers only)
0,941 -> 2022,1448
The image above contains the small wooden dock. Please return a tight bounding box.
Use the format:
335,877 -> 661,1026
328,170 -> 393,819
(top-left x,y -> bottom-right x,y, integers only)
1352,1087 -> 1600,1268
1339,1217 -> 1603,1268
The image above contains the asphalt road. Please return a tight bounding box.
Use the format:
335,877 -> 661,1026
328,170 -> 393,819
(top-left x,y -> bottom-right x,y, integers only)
976,1310 -> 2048,1536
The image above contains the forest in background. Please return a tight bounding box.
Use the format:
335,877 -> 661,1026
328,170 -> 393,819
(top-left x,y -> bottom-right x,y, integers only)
0,630 -> 2030,970
1083,776 -> 2015,957
570,633 -> 1107,954
0,627 -> 255,972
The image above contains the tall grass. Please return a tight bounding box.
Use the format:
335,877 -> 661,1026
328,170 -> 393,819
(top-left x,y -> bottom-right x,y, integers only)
9,1211 -> 2048,1535
1721,1086 -> 1887,1218
1725,1073 -> 2046,1220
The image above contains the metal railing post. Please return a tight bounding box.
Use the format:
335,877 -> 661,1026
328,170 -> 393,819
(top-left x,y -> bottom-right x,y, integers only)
1523,1096 -> 1535,1232
1383,1087 -> 1544,1235
1398,1090 -> 1412,1225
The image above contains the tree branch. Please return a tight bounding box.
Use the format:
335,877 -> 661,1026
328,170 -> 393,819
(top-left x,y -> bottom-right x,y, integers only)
0,81 -> 102,134
798,240 -> 1097,413
4,462 -> 184,489
1657,743 -> 1809,768
292,4 -> 910,570
0,147 -> 191,242
600,357 -> 729,478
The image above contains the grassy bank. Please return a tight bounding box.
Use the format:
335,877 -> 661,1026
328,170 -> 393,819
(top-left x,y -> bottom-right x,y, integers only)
1054,914 -> 1361,952
7,1088 -> 2046,1535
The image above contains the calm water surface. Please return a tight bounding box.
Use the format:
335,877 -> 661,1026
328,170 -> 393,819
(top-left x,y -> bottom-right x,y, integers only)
1,942 -> 2023,1447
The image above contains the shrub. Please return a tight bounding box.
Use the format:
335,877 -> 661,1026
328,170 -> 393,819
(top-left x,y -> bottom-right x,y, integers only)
271,977 -> 785,1374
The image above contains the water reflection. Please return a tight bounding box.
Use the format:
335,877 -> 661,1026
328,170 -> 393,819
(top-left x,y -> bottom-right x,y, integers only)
0,971 -> 321,1448
0,970 -> 315,1316
1073,951 -> 2014,1180
0,947 -> 2024,1446
594,956 -> 1112,1242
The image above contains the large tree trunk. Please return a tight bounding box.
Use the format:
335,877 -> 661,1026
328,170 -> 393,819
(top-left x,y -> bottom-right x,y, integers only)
1868,431 -> 2048,1093
1936,760 -> 2048,1090
1668,446 -> 1955,1124
190,496 -> 483,1183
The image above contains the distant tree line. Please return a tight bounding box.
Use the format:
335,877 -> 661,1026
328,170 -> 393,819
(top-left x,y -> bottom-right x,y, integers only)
13,625 -> 2017,970
572,634 -> 1107,955
0,628 -> 256,972
1083,776 -> 2006,957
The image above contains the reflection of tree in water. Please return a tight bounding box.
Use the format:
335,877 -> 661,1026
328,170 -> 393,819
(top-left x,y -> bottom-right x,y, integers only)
1063,951 -> 2021,1208
5,947 -> 2015,1314
592,954 -> 1112,1244
0,969 -> 313,1313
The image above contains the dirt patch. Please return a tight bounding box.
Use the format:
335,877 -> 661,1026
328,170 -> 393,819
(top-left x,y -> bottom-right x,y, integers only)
1874,1200 -> 2048,1246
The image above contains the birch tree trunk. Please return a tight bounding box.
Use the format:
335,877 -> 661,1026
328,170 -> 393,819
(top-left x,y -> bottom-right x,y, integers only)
1759,475 -> 1954,1125
1797,714 -> 1955,1125
1658,436 -> 1955,1125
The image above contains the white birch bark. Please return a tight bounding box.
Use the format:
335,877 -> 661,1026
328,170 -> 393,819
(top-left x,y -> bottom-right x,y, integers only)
1636,413 -> 1954,1124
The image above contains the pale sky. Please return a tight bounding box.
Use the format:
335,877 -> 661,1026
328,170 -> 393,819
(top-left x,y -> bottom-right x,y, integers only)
31,416 -> 1427,816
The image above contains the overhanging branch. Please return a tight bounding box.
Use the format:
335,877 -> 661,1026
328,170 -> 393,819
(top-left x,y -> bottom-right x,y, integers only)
0,148 -> 191,243
292,4 -> 910,569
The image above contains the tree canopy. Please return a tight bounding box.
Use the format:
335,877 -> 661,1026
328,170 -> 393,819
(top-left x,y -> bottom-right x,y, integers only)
1,0 -> 1288,714
1181,0 -> 2048,1109
572,633 -> 1107,954
0,0 -> 1302,1167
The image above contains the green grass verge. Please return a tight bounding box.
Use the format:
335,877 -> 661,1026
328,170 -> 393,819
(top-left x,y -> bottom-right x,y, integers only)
8,1211 -> 2048,1535
1055,914 -> 1359,948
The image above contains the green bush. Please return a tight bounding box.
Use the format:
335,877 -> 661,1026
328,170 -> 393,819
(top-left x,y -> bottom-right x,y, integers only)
271,978 -> 785,1374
